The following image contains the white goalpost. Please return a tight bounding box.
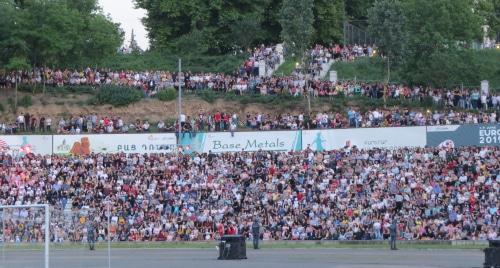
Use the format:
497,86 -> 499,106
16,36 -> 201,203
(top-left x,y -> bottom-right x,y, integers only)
0,204 -> 50,268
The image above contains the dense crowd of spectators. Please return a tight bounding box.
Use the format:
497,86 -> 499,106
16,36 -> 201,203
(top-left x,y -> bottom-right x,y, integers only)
2,67 -> 498,113
1,107 -> 498,135
0,146 -> 498,243
0,113 -> 155,135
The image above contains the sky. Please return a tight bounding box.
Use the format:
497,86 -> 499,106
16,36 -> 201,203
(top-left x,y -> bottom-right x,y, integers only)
99,0 -> 150,50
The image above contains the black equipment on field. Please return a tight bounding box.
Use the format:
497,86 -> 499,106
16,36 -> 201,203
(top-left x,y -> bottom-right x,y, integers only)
217,235 -> 247,260
484,240 -> 500,268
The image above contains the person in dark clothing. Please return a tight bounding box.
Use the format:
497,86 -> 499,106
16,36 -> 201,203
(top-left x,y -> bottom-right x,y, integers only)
252,218 -> 261,249
87,221 -> 96,250
389,218 -> 398,250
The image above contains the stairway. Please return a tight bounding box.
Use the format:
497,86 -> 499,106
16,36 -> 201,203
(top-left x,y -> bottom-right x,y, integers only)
319,59 -> 334,80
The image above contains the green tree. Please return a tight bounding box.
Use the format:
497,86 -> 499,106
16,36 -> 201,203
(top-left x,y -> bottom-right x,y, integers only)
0,0 -> 123,68
229,15 -> 264,50
367,0 -> 485,87
474,0 -> 500,39
279,0 -> 315,59
345,0 -> 375,20
135,0 -> 277,53
401,0 -> 483,85
0,1 -> 29,67
79,14 -> 124,65
313,0 -> 344,44
368,0 -> 407,64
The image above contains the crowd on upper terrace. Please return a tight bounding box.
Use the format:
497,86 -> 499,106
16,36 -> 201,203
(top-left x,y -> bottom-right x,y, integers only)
0,44 -> 374,94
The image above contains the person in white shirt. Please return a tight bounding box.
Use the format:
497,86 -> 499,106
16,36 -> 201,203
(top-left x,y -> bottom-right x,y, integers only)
143,121 -> 150,132
180,114 -> 186,128
117,118 -> 124,131
17,114 -> 25,131
45,117 -> 52,132
157,121 -> 165,131
481,94 -> 488,110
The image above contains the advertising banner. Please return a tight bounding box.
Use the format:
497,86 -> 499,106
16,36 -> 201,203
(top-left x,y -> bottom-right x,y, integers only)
0,135 -> 52,155
426,124 -> 500,148
52,133 -> 177,155
302,127 -> 427,151
179,130 -> 302,153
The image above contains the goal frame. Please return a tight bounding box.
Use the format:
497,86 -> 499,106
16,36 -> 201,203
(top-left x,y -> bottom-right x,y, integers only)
0,204 -> 50,268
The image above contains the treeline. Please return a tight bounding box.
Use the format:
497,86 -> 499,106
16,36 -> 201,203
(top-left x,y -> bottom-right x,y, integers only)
367,0 -> 500,87
0,0 -> 123,69
135,0 -> 359,53
136,0 -> 499,55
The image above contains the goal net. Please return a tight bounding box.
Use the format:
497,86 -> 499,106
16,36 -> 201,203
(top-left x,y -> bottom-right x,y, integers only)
0,204 -> 49,268
1,204 -> 113,268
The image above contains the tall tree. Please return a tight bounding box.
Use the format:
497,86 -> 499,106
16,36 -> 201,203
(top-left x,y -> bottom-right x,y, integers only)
345,0 -> 375,20
0,1 -> 29,67
135,0 -> 277,53
313,0 -> 344,44
279,0 -> 315,59
0,0 -> 123,68
368,0 -> 407,64
474,0 -> 500,39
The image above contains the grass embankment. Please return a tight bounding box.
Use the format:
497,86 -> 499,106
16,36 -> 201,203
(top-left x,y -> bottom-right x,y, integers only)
274,57 -> 298,76
330,50 -> 500,90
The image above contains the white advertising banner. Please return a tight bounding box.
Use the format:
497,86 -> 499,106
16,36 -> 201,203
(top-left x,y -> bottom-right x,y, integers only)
52,133 -> 177,155
0,135 -> 52,155
179,131 -> 302,153
302,127 -> 426,151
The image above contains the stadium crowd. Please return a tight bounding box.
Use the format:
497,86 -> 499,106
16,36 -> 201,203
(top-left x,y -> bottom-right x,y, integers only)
0,146 -> 498,243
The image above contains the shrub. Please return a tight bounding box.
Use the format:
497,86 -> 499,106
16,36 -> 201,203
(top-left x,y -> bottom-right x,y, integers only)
198,90 -> 217,103
63,85 -> 96,95
95,85 -> 143,107
0,103 -> 4,112
86,97 -> 98,106
19,95 -> 33,107
157,89 -> 177,101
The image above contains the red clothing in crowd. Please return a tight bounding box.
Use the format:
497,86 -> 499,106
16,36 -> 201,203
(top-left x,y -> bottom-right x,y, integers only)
214,112 -> 222,123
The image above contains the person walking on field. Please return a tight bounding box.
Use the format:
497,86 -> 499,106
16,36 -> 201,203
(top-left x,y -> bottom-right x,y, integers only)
389,218 -> 398,250
252,218 -> 261,249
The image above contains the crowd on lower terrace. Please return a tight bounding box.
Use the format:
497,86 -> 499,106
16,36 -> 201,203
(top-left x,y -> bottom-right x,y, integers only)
0,146 -> 498,243
0,106 -> 500,134
1,107 -> 498,135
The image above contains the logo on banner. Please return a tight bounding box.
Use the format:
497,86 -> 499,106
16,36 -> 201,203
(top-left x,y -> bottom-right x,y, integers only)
0,139 -> 9,151
312,132 -> 326,151
211,138 -> 285,151
57,139 -> 71,152
70,137 -> 92,155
